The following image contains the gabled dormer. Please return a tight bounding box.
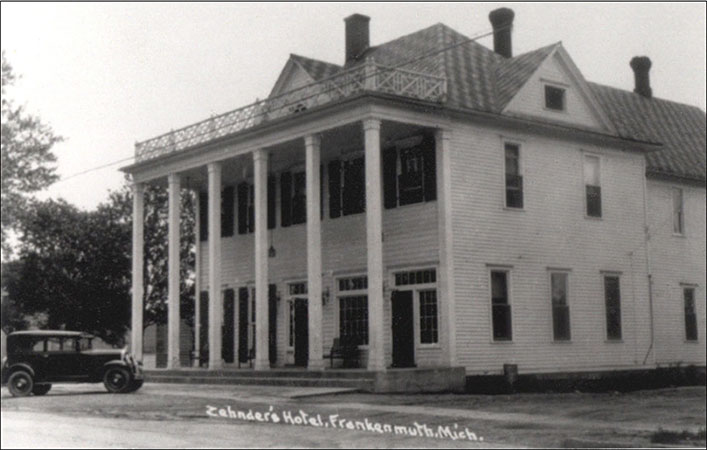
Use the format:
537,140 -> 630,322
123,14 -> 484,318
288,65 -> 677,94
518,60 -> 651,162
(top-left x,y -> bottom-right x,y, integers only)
500,44 -> 615,133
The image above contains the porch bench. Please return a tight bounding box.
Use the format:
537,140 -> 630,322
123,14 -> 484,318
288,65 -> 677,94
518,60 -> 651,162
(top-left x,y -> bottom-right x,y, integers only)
325,337 -> 360,368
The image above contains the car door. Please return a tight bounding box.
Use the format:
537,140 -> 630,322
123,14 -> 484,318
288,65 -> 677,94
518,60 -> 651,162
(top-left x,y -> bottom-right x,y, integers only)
44,337 -> 84,380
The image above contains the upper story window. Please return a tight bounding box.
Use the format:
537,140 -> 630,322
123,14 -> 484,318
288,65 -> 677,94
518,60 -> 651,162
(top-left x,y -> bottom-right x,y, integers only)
280,170 -> 306,227
383,134 -> 436,209
329,156 -> 365,218
545,85 -> 566,111
584,154 -> 602,218
672,187 -> 684,235
504,143 -> 523,209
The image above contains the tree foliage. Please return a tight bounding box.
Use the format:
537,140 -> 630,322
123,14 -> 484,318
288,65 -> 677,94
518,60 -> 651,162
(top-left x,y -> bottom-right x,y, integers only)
1,51 -> 63,257
1,182 -> 196,345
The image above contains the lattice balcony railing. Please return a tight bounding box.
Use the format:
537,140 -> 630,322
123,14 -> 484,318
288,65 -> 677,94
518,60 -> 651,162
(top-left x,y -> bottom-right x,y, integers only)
134,61 -> 447,163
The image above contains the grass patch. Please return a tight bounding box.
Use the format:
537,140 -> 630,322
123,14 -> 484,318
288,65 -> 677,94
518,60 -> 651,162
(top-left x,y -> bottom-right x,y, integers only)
650,427 -> 706,445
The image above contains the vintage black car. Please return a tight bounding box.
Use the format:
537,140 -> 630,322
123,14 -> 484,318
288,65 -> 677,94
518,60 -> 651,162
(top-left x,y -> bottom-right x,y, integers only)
2,330 -> 143,397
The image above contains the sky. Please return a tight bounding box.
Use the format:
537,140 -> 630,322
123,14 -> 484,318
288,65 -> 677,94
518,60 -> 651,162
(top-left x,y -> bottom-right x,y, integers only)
2,2 -> 705,211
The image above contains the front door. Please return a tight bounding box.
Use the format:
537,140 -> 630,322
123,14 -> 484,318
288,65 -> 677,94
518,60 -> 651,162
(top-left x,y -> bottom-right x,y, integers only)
293,298 -> 309,367
391,290 -> 415,368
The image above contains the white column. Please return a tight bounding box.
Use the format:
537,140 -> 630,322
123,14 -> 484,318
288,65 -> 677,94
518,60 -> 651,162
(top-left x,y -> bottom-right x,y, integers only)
305,135 -> 324,370
207,163 -> 223,370
193,191 -> 201,367
167,173 -> 181,369
364,118 -> 385,371
131,182 -> 145,362
253,149 -> 270,370
436,128 -> 457,366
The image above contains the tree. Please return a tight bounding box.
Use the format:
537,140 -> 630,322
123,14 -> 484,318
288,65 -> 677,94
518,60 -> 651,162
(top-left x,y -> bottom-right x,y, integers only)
2,183 -> 196,344
1,51 -> 62,258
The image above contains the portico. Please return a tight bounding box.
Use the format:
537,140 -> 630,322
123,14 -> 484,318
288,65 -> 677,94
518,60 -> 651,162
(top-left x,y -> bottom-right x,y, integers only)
127,104 -> 455,373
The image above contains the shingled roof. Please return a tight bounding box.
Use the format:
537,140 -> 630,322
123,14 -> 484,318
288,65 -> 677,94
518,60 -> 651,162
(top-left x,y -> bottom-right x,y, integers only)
289,23 -> 706,183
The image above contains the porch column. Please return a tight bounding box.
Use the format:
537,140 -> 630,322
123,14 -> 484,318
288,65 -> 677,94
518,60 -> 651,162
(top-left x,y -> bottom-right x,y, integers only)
131,182 -> 145,362
193,191 -> 201,367
253,149 -> 270,370
167,173 -> 181,369
207,162 -> 223,370
364,118 -> 385,371
436,128 -> 457,366
305,134 -> 324,370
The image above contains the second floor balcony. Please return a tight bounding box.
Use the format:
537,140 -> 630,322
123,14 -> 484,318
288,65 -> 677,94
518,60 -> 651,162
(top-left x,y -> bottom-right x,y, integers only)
134,60 -> 447,163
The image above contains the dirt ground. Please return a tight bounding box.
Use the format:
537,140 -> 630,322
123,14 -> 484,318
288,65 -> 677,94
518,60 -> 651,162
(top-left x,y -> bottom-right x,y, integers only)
2,383 -> 705,448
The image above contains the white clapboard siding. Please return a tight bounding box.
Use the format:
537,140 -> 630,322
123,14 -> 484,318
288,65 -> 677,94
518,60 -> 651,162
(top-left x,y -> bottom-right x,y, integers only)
448,119 -> 652,375
647,179 -> 707,366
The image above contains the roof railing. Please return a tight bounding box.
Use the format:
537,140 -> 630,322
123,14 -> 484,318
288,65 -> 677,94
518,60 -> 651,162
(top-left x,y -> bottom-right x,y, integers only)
134,60 -> 447,163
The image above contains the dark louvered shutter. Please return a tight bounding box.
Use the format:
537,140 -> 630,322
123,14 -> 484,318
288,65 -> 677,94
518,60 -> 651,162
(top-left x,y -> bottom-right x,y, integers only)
221,186 -> 234,237
237,182 -> 249,235
199,192 -> 208,242
423,137 -> 437,202
267,176 -> 276,229
280,171 -> 292,227
383,147 -> 398,209
268,284 -> 277,365
328,160 -> 341,218
320,164 -> 324,220
238,287 -> 249,363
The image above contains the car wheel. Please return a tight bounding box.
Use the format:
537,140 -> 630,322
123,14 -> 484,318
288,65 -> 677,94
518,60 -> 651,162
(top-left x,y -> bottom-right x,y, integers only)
103,367 -> 131,393
7,370 -> 34,397
32,384 -> 52,396
124,379 -> 144,393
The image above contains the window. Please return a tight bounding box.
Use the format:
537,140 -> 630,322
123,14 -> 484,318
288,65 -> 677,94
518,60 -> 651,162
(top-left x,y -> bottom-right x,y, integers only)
550,272 -> 571,341
419,289 -> 438,344
584,155 -> 602,217
672,188 -> 684,235
47,337 -> 62,352
394,269 -> 436,286
383,134 -> 436,209
329,157 -> 365,218
504,143 -> 523,208
280,171 -> 306,226
288,282 -> 307,296
339,296 -> 368,345
238,178 -> 276,234
339,276 -> 367,291
604,275 -> 622,340
491,270 -> 512,341
684,287 -> 698,341
545,85 -> 566,111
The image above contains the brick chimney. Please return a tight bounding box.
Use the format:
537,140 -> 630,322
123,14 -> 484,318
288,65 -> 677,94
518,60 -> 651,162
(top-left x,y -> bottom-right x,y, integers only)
344,14 -> 370,64
630,56 -> 652,98
489,7 -> 515,58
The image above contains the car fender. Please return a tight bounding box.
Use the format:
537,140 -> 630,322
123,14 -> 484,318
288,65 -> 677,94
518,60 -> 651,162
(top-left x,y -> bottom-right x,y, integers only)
100,360 -> 130,375
2,363 -> 36,384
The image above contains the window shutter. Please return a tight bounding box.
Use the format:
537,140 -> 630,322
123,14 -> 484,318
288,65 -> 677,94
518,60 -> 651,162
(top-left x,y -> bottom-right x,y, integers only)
328,160 -> 341,218
267,176 -> 276,230
383,147 -> 398,209
280,171 -> 292,227
237,182 -> 249,235
238,287 -> 249,363
221,186 -> 235,237
422,137 -> 437,202
320,164 -> 324,220
199,192 -> 208,241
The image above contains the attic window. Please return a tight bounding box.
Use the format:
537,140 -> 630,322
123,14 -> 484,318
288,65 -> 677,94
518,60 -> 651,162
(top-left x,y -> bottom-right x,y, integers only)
544,85 -> 566,111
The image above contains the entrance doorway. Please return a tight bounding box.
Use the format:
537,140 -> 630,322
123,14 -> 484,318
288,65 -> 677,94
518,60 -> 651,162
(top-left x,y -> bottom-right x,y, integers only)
293,298 -> 309,367
391,290 -> 415,368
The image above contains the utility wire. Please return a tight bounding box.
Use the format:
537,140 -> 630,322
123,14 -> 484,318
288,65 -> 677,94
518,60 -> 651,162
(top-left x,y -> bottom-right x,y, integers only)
54,23 -> 509,181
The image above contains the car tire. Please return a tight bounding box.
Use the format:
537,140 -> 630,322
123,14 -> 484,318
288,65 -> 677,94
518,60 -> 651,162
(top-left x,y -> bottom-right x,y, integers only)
7,370 -> 34,397
32,384 -> 52,396
124,379 -> 144,393
103,366 -> 132,393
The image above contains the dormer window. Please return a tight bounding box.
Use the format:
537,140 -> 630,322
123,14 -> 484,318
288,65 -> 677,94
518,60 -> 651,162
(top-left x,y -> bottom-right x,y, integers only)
545,85 -> 566,111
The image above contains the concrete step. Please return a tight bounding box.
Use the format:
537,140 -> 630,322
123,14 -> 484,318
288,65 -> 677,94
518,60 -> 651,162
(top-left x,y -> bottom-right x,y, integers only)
145,374 -> 369,389
145,369 -> 375,380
